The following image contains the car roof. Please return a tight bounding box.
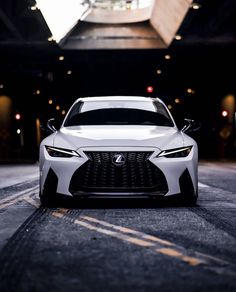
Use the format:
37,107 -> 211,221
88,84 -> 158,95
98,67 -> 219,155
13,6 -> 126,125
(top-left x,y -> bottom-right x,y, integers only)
75,96 -> 163,103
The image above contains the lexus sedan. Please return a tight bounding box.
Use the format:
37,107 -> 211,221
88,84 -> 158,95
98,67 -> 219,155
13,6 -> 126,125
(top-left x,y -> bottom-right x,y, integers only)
39,96 -> 199,206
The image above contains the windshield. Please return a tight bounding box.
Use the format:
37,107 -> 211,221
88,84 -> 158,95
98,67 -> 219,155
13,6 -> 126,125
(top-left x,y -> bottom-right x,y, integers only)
64,100 -> 174,127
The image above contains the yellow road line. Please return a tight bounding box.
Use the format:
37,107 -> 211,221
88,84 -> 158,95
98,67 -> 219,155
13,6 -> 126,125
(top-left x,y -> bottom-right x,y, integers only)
0,186 -> 38,208
156,248 -> 182,257
75,219 -> 157,246
74,219 -> 121,236
75,217 -> 203,266
0,187 -> 39,210
52,208 -> 69,218
143,234 -> 174,246
81,215 -> 174,246
24,196 -> 41,208
0,195 -> 29,210
156,248 -> 203,266
126,237 -> 155,247
23,196 -> 229,270
181,256 -> 203,266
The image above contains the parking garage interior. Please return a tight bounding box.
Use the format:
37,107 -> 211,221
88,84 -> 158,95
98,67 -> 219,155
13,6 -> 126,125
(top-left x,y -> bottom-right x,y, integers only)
0,1 -> 236,292
0,0 -> 235,162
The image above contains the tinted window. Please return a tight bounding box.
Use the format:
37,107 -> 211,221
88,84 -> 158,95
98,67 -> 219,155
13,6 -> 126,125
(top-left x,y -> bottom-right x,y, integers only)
64,107 -> 174,127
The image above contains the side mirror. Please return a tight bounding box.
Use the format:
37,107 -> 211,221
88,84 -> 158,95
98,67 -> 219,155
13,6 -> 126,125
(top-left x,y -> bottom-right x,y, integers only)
181,119 -> 201,134
40,118 -> 60,134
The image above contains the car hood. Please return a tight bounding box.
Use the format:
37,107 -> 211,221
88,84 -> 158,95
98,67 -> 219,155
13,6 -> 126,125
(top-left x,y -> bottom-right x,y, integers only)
53,125 -> 184,151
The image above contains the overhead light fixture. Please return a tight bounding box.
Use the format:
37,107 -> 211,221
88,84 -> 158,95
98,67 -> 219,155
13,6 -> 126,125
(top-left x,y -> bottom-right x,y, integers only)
191,3 -> 201,10
0,84 -> 4,89
56,105 -> 60,110
30,5 -> 38,11
67,70 -> 72,75
48,99 -> 53,105
175,98 -> 180,104
59,56 -> 65,61
175,34 -> 182,41
187,88 -> 195,94
15,113 -> 21,120
165,54 -> 171,60
221,110 -> 228,117
36,0 -> 90,43
156,70 -> 162,75
47,36 -> 54,42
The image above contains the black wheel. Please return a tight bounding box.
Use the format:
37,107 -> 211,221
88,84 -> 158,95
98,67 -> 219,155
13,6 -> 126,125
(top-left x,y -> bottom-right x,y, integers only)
181,195 -> 198,206
181,185 -> 198,206
40,168 -> 58,207
40,189 -> 73,207
179,169 -> 198,206
40,194 -> 54,207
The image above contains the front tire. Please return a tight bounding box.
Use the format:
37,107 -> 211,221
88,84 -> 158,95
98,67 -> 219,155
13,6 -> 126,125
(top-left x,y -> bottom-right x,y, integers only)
40,193 -> 54,207
40,168 -> 58,207
181,194 -> 198,206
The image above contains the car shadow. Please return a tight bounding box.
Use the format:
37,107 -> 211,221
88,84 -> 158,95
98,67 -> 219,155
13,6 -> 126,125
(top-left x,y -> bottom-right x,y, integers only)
46,196 -> 198,209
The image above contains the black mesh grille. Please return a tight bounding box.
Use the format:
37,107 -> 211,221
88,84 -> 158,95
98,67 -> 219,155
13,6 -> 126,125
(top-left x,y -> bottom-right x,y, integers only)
69,151 -> 168,195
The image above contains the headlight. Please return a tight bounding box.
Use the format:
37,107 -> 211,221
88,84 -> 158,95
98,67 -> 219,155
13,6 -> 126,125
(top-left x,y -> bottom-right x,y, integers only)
45,146 -> 80,158
157,146 -> 192,158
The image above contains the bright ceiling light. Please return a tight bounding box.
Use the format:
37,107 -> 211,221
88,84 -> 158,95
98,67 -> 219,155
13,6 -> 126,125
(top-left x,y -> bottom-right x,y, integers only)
47,36 -> 54,42
84,0 -> 154,24
36,0 -> 90,43
175,98 -> 180,104
92,0 -> 153,10
165,54 -> 171,60
30,5 -> 38,11
175,34 -> 182,40
191,3 -> 201,10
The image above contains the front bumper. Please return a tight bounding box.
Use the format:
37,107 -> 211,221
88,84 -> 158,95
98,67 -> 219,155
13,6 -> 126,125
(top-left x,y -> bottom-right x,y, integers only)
40,146 -> 198,198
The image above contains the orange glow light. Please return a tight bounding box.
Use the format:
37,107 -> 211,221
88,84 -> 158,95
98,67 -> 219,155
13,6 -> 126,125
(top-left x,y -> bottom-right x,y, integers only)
165,54 -> 171,60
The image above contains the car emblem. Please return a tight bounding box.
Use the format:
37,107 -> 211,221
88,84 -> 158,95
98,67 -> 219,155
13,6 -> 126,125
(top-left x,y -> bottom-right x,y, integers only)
112,154 -> 126,166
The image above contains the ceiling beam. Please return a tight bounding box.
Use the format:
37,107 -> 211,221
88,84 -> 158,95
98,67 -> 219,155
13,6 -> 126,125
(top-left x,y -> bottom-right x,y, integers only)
62,22 -> 166,49
150,0 -> 193,46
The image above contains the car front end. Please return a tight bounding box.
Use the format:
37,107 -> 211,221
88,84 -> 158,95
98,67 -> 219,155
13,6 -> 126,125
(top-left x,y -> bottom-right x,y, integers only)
39,96 -> 198,205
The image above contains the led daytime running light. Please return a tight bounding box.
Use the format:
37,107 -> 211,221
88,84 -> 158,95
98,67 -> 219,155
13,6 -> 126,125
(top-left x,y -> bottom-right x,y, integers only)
158,146 -> 192,158
45,146 -> 80,157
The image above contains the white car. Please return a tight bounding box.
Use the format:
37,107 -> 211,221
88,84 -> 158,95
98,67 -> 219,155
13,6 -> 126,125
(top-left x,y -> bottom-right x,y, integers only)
39,96 -> 199,206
